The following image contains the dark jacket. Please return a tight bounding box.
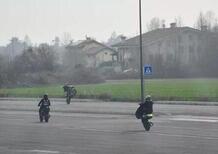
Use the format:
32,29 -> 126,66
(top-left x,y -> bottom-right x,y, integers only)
38,99 -> 51,109
135,100 -> 153,119
140,100 -> 153,114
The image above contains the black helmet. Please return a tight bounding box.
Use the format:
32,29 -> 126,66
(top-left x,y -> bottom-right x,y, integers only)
43,94 -> 48,99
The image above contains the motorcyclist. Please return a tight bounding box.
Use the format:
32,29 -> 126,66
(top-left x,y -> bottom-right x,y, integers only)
135,95 -> 153,122
63,84 -> 77,104
141,95 -> 153,115
38,94 -> 51,118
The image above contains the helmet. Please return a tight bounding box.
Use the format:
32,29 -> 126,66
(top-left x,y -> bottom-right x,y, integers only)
43,94 -> 48,100
145,95 -> 151,101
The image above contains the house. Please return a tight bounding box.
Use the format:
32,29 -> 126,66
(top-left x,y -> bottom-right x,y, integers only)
66,38 -> 119,69
113,23 -> 217,77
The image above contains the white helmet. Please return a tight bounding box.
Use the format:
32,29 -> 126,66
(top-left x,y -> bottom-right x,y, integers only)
145,95 -> 151,101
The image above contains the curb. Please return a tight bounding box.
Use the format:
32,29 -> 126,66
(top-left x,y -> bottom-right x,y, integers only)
1,97 -> 218,106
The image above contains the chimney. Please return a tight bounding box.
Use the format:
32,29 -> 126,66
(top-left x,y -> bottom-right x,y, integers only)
170,23 -> 177,28
120,35 -> 127,41
201,25 -> 208,32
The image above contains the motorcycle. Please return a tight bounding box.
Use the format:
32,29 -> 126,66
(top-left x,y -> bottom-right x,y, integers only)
39,106 -> 50,122
63,85 -> 77,104
135,106 -> 153,131
141,114 -> 153,131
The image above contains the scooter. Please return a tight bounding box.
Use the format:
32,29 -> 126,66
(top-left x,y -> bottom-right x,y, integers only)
39,106 -> 50,122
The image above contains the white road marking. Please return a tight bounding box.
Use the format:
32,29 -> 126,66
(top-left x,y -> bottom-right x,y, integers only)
170,116 -> 218,123
15,149 -> 81,154
150,132 -> 218,140
172,118 -> 218,122
25,149 -> 60,153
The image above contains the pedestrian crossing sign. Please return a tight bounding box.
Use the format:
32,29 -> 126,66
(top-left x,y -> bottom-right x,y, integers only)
144,65 -> 152,75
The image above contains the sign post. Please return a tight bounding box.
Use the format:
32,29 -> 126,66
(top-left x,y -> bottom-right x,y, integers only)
139,0 -> 144,104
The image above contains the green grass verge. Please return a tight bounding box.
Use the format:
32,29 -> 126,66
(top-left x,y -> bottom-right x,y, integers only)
1,79 -> 218,101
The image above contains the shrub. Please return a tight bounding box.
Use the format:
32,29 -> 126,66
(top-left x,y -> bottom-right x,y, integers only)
67,67 -> 105,84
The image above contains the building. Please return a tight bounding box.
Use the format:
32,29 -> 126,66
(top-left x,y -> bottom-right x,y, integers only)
113,23 -> 217,77
66,38 -> 119,69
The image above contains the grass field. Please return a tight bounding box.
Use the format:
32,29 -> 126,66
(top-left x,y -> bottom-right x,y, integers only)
1,79 -> 218,101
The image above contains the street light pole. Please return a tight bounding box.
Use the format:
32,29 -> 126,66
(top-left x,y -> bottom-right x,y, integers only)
139,0 -> 144,104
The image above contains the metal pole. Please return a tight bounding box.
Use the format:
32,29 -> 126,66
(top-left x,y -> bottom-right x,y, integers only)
139,0 -> 144,104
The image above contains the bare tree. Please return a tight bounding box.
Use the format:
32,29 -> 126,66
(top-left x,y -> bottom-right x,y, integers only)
195,11 -> 207,30
24,35 -> 32,47
146,17 -> 161,31
213,18 -> 218,32
62,32 -> 72,46
195,11 -> 217,31
174,16 -> 183,27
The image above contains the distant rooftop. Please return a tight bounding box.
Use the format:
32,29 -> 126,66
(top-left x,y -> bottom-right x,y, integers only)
113,27 -> 202,48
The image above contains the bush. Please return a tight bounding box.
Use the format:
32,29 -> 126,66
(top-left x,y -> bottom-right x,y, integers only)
105,71 -> 139,80
67,67 -> 105,84
14,72 -> 60,87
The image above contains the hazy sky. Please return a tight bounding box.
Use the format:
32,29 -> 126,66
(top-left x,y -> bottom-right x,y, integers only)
0,0 -> 218,45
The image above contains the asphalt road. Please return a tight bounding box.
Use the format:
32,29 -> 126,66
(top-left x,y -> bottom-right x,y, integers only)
0,99 -> 218,154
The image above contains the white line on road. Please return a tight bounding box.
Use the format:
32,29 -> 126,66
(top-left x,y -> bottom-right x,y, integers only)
150,132 -> 218,140
15,149 -> 81,154
170,116 -> 218,123
171,118 -> 218,122
24,149 -> 60,153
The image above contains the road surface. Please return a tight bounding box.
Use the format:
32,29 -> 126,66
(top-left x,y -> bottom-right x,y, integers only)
0,99 -> 218,154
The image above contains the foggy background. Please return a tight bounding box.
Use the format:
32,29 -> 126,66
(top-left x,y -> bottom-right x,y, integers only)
1,0 -> 218,45
0,0 -> 218,87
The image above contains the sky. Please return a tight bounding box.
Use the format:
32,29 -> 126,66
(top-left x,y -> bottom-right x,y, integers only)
0,0 -> 218,46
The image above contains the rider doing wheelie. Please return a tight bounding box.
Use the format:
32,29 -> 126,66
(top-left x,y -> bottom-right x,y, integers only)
38,94 -> 51,122
63,85 -> 77,104
135,95 -> 153,131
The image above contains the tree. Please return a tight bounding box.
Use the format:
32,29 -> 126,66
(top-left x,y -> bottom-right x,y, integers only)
195,11 -> 217,31
5,37 -> 25,62
24,35 -> 32,47
146,17 -> 161,31
107,31 -> 117,45
37,43 -> 57,71
53,36 -> 60,47
14,44 -> 57,73
62,32 -> 72,46
106,32 -> 126,46
195,12 -> 207,30
0,54 -> 6,86
212,18 -> 218,32
63,46 -> 86,70
174,16 -> 183,27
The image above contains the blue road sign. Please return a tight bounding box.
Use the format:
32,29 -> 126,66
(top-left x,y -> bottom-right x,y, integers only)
144,65 -> 152,75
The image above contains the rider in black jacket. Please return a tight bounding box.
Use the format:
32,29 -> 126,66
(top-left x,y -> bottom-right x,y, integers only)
139,95 -> 153,122
38,94 -> 51,114
140,95 -> 153,115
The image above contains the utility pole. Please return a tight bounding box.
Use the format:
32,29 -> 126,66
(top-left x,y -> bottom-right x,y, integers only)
139,0 -> 144,104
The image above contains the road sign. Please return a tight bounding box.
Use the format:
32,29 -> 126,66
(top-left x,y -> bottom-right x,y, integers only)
144,65 -> 152,75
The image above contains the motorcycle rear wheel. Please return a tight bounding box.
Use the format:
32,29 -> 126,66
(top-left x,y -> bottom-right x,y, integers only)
40,116 -> 43,122
45,116 -> 49,122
